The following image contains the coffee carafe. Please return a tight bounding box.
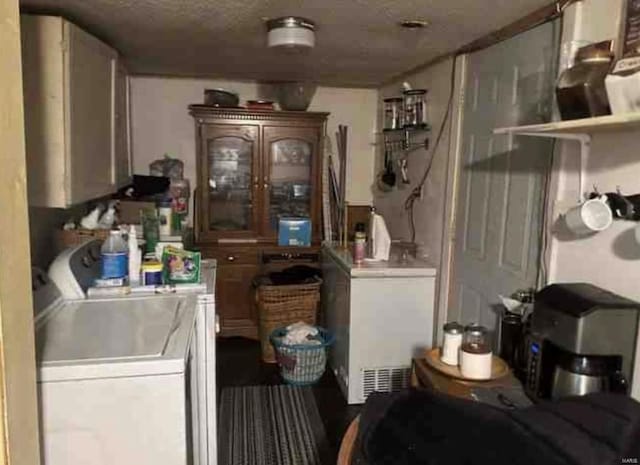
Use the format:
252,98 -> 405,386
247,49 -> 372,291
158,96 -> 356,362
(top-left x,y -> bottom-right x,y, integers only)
551,349 -> 626,399
525,283 -> 640,401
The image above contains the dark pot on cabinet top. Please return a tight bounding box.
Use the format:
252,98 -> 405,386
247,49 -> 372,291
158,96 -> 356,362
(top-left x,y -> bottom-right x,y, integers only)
204,88 -> 240,107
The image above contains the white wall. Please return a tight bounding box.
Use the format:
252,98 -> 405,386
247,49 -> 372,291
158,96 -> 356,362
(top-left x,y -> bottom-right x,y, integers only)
374,58 -> 455,264
129,77 -> 378,219
545,0 -> 640,398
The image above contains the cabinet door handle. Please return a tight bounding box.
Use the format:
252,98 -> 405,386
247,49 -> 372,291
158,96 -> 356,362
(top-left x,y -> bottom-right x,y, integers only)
226,255 -> 236,262
263,176 -> 269,189
253,176 -> 259,188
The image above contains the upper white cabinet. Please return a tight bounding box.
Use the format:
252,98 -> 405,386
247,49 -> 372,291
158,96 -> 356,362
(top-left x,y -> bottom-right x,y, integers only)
113,60 -> 132,189
21,15 -> 130,208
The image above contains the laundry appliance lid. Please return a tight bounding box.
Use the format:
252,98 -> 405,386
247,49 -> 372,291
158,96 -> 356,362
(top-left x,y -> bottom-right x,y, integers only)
36,294 -> 197,382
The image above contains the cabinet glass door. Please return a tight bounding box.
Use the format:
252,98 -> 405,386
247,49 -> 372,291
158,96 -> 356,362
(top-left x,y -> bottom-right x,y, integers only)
201,125 -> 259,237
263,127 -> 319,237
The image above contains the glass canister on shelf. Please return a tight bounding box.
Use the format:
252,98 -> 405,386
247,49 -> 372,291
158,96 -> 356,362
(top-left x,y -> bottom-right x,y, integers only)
403,89 -> 428,129
460,324 -> 492,380
383,97 -> 404,130
556,40 -> 614,120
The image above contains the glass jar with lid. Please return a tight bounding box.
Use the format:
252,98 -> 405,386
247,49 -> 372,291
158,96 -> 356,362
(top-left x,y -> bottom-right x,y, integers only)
383,97 -> 404,130
462,324 -> 491,353
460,324 -> 492,380
403,89 -> 428,128
441,322 -> 464,366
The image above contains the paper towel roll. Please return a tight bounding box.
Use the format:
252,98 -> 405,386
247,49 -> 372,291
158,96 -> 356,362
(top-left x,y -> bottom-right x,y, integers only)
368,213 -> 390,261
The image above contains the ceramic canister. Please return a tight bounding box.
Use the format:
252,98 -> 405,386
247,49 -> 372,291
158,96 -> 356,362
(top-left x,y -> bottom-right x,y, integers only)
460,324 -> 492,380
441,322 -> 464,366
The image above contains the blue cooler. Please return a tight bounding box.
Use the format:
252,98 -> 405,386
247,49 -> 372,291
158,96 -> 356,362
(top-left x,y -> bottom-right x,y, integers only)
278,217 -> 311,246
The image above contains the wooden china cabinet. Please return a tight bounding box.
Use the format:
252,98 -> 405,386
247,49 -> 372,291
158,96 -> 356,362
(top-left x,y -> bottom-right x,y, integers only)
189,106 -> 328,338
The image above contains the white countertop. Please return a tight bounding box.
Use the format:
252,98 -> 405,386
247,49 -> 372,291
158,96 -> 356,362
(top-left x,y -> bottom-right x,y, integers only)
323,244 -> 437,278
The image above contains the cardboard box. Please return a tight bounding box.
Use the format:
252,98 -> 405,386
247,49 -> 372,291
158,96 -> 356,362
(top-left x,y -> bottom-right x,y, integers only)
278,217 -> 311,246
118,200 -> 156,225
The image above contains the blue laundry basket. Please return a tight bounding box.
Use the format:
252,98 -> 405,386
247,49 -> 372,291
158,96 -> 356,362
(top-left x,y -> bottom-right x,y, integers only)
270,326 -> 335,386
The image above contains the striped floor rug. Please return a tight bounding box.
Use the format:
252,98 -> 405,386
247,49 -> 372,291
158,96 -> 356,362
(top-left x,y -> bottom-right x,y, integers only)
218,385 -> 331,465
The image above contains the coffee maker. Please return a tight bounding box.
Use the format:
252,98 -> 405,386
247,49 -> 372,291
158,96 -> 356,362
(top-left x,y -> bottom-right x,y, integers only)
525,283 -> 640,401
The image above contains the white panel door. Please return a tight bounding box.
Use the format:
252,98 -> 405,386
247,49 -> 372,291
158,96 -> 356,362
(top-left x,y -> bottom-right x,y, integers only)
449,21 -> 560,338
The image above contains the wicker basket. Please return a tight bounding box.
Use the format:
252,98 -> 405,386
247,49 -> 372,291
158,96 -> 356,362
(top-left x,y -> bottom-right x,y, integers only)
257,277 -> 322,363
56,228 -> 110,251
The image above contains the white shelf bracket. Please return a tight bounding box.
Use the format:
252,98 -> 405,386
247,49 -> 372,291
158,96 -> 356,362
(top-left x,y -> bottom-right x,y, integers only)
506,131 -> 591,202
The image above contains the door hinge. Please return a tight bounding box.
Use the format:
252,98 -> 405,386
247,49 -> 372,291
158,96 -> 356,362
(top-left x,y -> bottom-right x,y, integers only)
60,38 -> 69,54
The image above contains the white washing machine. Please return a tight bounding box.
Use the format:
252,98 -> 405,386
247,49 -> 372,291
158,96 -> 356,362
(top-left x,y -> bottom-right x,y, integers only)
34,240 -> 218,465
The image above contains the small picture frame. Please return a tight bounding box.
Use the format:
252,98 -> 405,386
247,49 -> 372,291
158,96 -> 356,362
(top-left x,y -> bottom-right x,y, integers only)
613,0 -> 640,72
621,0 -> 640,58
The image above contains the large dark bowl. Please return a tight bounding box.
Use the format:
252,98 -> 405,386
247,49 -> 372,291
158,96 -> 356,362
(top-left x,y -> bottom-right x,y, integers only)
204,88 -> 240,107
276,82 -> 317,111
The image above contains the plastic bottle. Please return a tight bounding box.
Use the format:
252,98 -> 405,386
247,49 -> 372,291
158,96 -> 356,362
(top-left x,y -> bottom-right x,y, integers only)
80,206 -> 102,229
353,222 -> 367,264
128,225 -> 141,286
98,201 -> 118,229
367,207 -> 376,258
158,201 -> 173,236
101,230 -> 128,279
141,208 -> 160,254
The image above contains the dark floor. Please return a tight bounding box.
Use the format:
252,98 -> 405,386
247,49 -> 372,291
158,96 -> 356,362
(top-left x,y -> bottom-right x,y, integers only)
216,337 -> 361,457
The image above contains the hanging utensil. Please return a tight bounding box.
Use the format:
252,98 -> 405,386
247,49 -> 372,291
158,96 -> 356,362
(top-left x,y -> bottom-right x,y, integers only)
400,158 -> 410,184
381,141 -> 396,187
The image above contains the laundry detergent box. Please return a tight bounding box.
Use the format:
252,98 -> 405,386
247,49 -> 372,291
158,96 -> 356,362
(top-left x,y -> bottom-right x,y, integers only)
278,217 -> 311,246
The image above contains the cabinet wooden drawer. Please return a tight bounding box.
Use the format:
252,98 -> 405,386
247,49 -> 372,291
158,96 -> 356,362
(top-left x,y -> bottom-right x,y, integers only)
200,248 -> 259,265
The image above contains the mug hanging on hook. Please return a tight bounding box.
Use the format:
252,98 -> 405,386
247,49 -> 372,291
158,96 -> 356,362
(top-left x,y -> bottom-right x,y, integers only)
564,194 -> 613,236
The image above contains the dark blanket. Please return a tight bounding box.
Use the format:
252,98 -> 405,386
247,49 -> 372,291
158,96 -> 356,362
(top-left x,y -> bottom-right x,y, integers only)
356,389 -> 640,465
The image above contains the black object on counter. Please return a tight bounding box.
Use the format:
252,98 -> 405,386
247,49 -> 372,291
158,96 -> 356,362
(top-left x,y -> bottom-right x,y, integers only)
130,174 -> 171,199
500,312 -> 525,377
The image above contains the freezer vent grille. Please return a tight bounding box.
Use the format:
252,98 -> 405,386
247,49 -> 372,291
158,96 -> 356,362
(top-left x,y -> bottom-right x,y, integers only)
361,366 -> 410,399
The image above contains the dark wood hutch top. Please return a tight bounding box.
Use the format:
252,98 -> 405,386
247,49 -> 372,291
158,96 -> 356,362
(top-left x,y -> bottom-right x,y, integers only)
189,105 -> 330,122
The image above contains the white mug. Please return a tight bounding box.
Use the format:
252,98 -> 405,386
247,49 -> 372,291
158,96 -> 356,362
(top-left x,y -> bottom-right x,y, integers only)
564,196 -> 613,236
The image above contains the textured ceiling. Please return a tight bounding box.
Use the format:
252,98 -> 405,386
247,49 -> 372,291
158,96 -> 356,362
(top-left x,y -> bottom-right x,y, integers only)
19,0 -> 552,87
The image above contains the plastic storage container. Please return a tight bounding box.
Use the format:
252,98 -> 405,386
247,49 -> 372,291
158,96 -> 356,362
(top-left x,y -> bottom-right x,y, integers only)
270,326 -> 334,385
101,230 -> 128,279
141,261 -> 163,285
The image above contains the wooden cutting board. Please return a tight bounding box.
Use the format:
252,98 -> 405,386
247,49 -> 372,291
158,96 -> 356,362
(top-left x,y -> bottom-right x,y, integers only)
423,347 -> 510,381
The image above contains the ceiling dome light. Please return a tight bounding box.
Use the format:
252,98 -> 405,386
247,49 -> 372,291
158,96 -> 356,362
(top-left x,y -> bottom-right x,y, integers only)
267,17 -> 315,49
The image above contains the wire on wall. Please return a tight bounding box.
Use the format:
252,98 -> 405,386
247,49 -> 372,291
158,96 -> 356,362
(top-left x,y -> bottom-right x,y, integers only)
402,0 -> 574,245
403,56 -> 458,243
537,1 -> 569,287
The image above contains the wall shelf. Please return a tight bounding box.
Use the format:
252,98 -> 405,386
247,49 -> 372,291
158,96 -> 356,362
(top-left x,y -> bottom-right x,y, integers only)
493,113 -> 640,202
494,112 -> 640,136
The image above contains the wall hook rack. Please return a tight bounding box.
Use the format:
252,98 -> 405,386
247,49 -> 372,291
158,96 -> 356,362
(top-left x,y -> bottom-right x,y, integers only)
380,126 -> 430,155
